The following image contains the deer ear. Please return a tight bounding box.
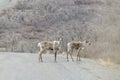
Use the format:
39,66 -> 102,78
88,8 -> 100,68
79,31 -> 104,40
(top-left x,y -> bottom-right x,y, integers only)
57,37 -> 60,40
58,37 -> 63,41
86,40 -> 89,43
61,37 -> 63,41
83,40 -> 89,43
37,43 -> 40,47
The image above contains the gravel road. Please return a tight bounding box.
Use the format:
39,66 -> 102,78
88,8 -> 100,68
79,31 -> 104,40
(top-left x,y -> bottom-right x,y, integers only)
0,52 -> 120,80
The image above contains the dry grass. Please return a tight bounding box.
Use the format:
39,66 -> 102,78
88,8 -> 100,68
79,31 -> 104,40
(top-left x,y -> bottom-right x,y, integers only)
62,51 -> 120,70
96,58 -> 120,70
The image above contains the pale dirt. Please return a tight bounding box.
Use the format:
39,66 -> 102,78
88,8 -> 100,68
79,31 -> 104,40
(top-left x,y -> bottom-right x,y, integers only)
0,52 -> 120,80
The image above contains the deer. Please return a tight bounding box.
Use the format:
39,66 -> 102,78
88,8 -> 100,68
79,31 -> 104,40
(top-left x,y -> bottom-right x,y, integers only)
37,38 -> 63,62
67,40 -> 91,62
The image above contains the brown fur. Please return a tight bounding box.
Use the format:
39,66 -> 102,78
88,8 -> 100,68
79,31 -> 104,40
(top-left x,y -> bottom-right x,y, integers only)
67,40 -> 90,61
38,38 -> 62,62
70,42 -> 83,49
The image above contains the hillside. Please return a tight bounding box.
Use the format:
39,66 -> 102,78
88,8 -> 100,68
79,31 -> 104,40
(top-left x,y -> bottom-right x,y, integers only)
0,52 -> 120,80
0,0 -> 120,63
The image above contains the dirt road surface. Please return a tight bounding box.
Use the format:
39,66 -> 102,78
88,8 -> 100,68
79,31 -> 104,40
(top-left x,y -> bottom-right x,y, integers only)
0,52 -> 120,80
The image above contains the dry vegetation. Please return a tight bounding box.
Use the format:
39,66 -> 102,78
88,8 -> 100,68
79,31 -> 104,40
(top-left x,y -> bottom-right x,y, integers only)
96,58 -> 120,70
0,0 -> 120,64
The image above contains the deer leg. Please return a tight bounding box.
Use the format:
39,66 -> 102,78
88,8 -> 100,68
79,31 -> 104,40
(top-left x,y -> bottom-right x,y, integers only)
67,49 -> 70,62
54,50 -> 57,62
77,48 -> 81,61
38,52 -> 41,62
70,53 -> 74,62
38,50 -> 44,62
78,52 -> 81,61
70,49 -> 74,62
67,52 -> 69,62
76,53 -> 79,61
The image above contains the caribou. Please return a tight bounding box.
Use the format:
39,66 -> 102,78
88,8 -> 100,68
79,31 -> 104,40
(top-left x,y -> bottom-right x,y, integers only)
67,40 -> 91,61
37,38 -> 63,62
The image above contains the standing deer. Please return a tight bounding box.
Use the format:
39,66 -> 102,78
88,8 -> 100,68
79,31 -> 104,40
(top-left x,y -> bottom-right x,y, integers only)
37,38 -> 63,62
67,40 -> 91,61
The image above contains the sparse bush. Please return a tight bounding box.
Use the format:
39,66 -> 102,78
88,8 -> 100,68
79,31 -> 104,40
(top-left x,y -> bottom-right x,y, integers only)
0,0 -> 120,64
